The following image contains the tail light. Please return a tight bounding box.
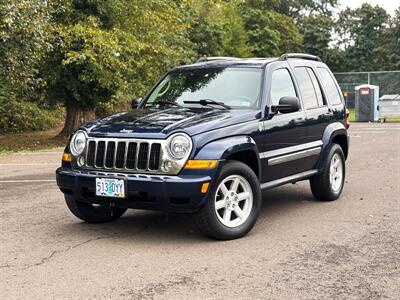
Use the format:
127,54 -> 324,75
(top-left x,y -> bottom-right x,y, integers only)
345,108 -> 350,129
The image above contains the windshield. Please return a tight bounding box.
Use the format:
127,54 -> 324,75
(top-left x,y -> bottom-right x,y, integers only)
144,67 -> 263,109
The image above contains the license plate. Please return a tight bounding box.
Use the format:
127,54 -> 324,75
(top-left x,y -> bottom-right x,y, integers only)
95,178 -> 125,198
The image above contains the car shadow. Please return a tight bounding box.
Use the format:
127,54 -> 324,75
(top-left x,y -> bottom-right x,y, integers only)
58,182 -> 317,243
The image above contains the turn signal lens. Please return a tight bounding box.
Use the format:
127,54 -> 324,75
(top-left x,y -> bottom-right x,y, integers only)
201,182 -> 210,193
62,152 -> 72,162
184,160 -> 218,169
345,108 -> 350,129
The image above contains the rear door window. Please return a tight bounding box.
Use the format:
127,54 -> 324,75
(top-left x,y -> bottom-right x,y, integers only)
294,67 -> 320,109
317,67 -> 343,105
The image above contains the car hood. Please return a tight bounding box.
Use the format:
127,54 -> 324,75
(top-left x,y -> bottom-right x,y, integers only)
83,107 -> 260,138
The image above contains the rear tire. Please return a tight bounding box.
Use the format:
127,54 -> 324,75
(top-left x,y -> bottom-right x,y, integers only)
65,195 -> 127,223
310,144 -> 346,201
195,161 -> 261,240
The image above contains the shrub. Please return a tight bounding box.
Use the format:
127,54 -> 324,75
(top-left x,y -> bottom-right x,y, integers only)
0,96 -> 63,133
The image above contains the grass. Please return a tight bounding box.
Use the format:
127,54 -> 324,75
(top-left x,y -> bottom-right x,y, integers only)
348,108 -> 400,123
0,126 -> 67,154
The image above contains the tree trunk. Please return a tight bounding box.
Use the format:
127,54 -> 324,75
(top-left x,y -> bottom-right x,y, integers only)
58,106 -> 96,137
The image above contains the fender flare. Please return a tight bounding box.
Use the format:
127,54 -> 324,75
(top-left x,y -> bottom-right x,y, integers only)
193,135 -> 261,178
317,122 -> 349,169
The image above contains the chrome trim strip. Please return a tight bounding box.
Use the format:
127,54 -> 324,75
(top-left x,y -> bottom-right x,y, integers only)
268,147 -> 321,166
260,169 -> 319,190
259,140 -> 323,159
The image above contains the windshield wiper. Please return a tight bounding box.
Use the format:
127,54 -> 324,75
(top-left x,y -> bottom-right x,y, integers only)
183,99 -> 231,109
154,100 -> 182,108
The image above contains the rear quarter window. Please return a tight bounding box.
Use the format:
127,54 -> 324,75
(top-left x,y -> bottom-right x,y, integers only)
317,67 -> 343,105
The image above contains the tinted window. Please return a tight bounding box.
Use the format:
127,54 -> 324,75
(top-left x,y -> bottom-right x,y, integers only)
307,68 -> 325,106
295,67 -> 319,109
318,67 -> 342,105
270,68 -> 297,106
146,67 -> 263,109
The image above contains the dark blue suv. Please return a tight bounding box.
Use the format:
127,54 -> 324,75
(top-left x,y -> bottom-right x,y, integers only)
56,53 -> 349,240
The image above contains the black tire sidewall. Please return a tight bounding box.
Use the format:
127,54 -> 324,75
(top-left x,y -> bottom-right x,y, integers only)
65,195 -> 127,223
312,144 -> 346,201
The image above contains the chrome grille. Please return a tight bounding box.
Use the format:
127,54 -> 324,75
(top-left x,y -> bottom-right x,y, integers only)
85,138 -> 163,172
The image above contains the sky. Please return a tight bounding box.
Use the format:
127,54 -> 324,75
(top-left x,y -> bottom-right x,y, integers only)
339,0 -> 399,16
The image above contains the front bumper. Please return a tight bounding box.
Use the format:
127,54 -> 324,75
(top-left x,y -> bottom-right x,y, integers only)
56,167 -> 213,212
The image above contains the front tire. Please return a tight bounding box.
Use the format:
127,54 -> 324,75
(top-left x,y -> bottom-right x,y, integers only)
65,195 -> 127,223
195,161 -> 261,240
310,144 -> 346,201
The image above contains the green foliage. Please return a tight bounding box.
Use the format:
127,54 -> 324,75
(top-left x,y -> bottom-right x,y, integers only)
241,0 -> 303,57
336,3 -> 390,71
0,88 -> 62,132
187,0 -> 251,58
0,0 -> 398,135
373,9 -> 400,71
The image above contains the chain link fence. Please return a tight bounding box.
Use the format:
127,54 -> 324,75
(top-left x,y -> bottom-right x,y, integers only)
333,71 -> 400,108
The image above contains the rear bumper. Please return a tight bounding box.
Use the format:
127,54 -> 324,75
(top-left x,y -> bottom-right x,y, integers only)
56,167 -> 212,212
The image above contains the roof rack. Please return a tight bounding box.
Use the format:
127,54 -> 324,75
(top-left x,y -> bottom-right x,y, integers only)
196,56 -> 240,63
279,53 -> 321,62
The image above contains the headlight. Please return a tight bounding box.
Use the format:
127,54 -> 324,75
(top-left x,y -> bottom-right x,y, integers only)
167,133 -> 192,160
70,130 -> 86,156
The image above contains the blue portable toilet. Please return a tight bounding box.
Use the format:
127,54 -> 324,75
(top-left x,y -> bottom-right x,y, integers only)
355,84 -> 379,122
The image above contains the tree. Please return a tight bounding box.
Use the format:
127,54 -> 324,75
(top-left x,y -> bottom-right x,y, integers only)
186,0 -> 251,58
241,0 -> 303,57
300,14 -> 332,59
373,8 -> 400,70
0,0 -> 52,101
44,0 -> 195,136
277,0 -> 338,20
336,3 -> 390,71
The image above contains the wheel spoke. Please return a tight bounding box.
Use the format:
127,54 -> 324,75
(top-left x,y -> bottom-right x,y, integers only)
237,192 -> 250,201
220,183 -> 229,196
234,206 -> 245,219
334,160 -> 340,169
215,199 -> 226,210
223,209 -> 231,223
231,178 -> 240,192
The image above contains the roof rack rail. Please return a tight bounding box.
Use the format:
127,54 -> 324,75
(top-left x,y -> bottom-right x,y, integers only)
196,56 -> 240,63
279,53 -> 321,62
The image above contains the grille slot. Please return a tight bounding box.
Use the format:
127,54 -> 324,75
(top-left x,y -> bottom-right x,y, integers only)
126,142 -> 137,169
115,142 -> 126,168
85,139 -> 162,173
149,143 -> 161,170
137,143 -> 149,170
86,141 -> 96,167
95,141 -> 106,167
105,142 -> 115,168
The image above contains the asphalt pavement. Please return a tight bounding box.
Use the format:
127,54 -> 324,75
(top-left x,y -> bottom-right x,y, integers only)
0,123 -> 399,299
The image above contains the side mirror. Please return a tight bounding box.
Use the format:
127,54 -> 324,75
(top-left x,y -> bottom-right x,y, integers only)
272,96 -> 300,114
131,97 -> 143,109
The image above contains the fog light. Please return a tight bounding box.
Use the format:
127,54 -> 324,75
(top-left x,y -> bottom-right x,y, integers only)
162,161 -> 173,172
77,156 -> 85,167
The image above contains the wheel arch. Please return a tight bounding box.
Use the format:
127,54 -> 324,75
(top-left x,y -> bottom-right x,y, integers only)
193,135 -> 261,179
318,122 -> 349,169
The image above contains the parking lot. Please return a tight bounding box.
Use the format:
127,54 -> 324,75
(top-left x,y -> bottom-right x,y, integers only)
0,123 -> 399,299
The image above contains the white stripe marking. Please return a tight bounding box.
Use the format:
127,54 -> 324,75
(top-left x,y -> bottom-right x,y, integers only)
0,179 -> 56,183
13,151 -> 62,155
0,163 -> 59,166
